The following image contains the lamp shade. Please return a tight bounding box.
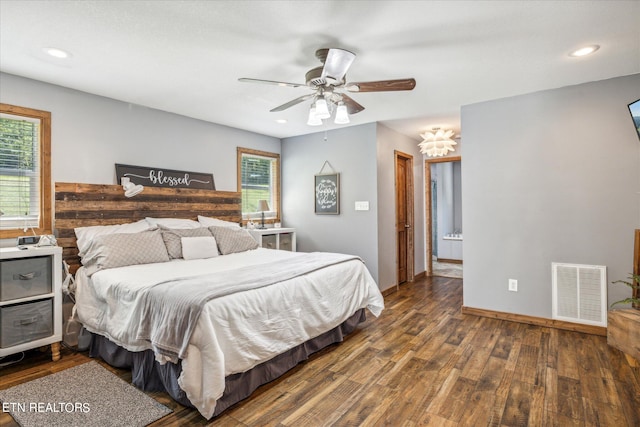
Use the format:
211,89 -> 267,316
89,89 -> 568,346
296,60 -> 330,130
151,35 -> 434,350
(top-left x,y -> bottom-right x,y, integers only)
314,98 -> 331,119
257,200 -> 270,212
334,103 -> 350,124
307,107 -> 322,126
418,128 -> 457,157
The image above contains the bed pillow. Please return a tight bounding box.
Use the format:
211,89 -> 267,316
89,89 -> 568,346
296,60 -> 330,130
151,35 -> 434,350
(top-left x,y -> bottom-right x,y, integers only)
208,226 -> 258,255
146,217 -> 201,229
197,215 -> 240,228
181,236 -> 219,260
159,226 -> 213,259
83,229 -> 170,276
74,219 -> 154,260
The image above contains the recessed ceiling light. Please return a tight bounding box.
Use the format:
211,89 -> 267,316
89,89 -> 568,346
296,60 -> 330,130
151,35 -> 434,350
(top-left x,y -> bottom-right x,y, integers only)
275,119 -> 287,124
569,45 -> 600,57
43,47 -> 71,59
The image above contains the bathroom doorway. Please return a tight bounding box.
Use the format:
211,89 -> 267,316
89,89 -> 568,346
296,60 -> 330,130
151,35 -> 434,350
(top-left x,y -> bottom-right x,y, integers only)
424,156 -> 462,278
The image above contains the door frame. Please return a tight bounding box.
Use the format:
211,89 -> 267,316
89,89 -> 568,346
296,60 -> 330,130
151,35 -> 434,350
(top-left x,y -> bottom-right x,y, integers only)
395,150 -> 415,285
424,156 -> 461,277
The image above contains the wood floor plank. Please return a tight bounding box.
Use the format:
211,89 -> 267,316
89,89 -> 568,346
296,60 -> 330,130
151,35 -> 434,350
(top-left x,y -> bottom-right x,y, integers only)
2,276 -> 639,426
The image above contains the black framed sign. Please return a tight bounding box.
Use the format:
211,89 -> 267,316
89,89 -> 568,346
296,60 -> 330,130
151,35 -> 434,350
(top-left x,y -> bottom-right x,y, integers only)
115,164 -> 215,190
314,173 -> 340,214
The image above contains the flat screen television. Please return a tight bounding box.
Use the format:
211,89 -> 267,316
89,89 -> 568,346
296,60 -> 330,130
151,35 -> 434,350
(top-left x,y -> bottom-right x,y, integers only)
629,98 -> 640,141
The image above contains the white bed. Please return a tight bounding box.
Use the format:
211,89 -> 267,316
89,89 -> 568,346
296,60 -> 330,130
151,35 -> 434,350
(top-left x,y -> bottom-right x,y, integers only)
75,247 -> 384,419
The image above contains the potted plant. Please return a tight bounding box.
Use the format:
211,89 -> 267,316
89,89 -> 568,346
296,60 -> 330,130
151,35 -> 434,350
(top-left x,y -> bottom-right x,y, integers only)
610,273 -> 640,309
607,273 -> 640,364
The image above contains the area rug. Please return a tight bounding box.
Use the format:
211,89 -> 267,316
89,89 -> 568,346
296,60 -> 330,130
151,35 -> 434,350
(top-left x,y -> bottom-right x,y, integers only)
0,361 -> 171,427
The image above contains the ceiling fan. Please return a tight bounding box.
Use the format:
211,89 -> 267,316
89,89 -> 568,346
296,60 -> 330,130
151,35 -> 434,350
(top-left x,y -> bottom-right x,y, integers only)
239,48 -> 416,125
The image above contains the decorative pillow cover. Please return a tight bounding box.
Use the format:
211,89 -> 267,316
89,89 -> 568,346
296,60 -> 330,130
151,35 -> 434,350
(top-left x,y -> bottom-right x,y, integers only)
181,236 -> 219,260
208,226 -> 259,255
197,215 -> 240,228
74,219 -> 154,260
145,217 -> 201,229
83,229 -> 170,276
159,226 -> 213,259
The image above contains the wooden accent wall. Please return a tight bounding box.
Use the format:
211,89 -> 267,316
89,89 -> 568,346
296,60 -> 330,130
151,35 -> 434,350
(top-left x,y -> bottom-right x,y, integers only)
54,182 -> 241,273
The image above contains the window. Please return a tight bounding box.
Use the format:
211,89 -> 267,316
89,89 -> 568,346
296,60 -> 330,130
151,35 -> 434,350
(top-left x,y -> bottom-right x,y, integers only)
237,147 -> 280,223
0,104 -> 52,238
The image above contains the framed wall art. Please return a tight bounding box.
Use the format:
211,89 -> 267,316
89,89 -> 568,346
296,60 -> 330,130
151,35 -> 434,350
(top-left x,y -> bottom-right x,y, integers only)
314,173 -> 340,215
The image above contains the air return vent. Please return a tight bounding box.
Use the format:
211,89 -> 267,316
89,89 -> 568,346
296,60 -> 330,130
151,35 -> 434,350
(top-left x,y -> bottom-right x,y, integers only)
552,263 -> 607,327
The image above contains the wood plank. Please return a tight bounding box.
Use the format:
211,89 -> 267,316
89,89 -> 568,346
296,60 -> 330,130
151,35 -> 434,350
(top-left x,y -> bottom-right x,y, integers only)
462,305 -> 607,336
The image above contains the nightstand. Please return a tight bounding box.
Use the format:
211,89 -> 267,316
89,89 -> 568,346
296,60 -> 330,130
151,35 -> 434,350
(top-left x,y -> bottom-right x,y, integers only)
0,246 -> 63,361
248,228 -> 296,251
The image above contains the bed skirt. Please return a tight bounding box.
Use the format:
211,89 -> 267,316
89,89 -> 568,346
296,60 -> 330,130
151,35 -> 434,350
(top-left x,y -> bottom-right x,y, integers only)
89,308 -> 367,417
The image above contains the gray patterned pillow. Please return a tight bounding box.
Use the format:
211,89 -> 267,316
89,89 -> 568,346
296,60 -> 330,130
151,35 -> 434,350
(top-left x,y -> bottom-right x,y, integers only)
160,226 -> 213,258
83,229 -> 170,276
208,226 -> 259,255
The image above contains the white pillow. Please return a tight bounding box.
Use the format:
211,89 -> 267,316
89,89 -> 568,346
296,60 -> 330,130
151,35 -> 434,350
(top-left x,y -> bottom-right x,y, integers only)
181,236 -> 219,260
75,219 -> 153,258
197,215 -> 240,228
145,217 -> 201,229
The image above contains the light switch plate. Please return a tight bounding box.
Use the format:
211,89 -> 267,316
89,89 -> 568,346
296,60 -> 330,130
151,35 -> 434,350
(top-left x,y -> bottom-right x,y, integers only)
355,201 -> 369,211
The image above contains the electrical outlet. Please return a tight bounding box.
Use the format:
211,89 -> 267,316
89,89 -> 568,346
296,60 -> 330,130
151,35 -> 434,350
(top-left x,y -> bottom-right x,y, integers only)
508,279 -> 518,292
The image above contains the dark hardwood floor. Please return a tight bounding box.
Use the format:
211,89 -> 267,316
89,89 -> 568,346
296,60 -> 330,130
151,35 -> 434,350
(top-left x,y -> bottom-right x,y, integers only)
1,276 -> 639,426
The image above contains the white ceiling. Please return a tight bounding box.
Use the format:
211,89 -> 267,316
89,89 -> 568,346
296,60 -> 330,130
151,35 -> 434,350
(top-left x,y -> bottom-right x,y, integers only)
1,1 -> 639,141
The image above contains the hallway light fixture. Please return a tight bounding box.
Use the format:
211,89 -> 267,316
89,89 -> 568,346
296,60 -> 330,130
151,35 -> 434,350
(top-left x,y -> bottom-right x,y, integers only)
418,128 -> 457,157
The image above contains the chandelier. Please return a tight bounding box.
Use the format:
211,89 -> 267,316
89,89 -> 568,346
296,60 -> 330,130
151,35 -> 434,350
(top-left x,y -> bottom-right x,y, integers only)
418,128 -> 457,157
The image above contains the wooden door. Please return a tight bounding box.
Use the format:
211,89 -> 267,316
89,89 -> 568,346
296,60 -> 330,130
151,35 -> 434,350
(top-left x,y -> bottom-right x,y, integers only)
395,151 -> 414,285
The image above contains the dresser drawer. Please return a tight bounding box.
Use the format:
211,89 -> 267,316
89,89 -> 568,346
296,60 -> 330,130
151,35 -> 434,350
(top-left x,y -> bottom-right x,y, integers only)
1,256 -> 52,301
0,299 -> 53,348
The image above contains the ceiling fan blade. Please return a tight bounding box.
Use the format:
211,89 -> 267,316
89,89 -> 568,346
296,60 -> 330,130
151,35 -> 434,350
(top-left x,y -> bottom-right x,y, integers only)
345,78 -> 416,92
320,48 -> 356,84
340,94 -> 365,115
269,94 -> 315,112
238,78 -> 306,88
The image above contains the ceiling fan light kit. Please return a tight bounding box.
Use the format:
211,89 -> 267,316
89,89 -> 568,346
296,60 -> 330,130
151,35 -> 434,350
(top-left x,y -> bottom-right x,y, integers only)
419,128 -> 457,157
239,47 -> 416,127
307,107 -> 323,126
334,103 -> 350,124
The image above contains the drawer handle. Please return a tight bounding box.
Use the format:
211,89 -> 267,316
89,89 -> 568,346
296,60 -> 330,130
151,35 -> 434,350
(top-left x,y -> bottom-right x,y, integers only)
14,315 -> 43,326
14,271 -> 41,280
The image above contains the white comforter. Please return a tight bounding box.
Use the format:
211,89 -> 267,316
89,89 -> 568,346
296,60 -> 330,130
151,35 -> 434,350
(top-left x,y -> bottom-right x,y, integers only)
75,248 -> 384,419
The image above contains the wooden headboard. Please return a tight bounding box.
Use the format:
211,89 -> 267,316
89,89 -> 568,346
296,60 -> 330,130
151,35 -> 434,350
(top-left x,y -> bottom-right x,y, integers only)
55,182 -> 242,273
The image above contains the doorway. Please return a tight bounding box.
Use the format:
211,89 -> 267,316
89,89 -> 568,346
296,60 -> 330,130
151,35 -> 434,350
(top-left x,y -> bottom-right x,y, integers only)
395,150 -> 414,285
425,156 -> 462,278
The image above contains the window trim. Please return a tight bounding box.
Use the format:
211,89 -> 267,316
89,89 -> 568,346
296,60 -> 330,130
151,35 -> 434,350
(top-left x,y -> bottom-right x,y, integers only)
0,103 -> 52,239
237,147 -> 280,225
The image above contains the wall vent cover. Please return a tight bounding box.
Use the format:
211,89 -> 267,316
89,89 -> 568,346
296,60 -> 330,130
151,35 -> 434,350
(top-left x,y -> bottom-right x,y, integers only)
552,263 -> 607,327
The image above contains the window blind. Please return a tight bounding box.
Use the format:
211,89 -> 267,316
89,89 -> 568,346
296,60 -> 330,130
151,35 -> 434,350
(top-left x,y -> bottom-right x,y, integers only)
240,153 -> 275,217
0,114 -> 41,229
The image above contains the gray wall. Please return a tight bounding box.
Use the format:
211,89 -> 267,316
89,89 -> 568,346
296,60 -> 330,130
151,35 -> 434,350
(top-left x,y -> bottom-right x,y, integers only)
281,124 -> 380,282
0,72 -> 280,190
462,73 -> 640,318
376,123 -> 425,290
0,72 -> 279,247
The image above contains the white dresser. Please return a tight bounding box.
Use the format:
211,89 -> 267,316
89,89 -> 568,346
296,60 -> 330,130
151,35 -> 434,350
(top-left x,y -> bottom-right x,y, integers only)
0,246 -> 62,361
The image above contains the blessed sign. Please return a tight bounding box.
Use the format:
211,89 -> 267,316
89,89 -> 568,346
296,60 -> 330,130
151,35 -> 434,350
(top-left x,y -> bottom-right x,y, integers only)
115,164 -> 215,190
